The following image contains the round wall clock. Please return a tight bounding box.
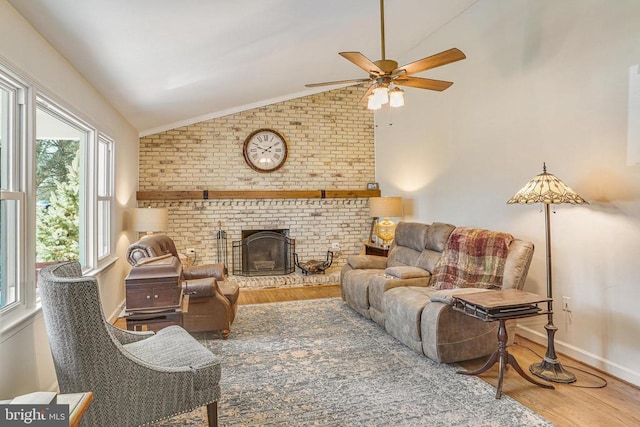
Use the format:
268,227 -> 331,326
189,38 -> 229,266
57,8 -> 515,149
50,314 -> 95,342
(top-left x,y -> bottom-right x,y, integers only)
242,128 -> 288,173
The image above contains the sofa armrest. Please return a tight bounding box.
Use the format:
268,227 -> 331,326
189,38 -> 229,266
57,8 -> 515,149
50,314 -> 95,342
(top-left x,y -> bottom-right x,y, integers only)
429,287 -> 493,305
384,266 -> 430,279
346,255 -> 388,270
183,263 -> 225,280
182,277 -> 218,298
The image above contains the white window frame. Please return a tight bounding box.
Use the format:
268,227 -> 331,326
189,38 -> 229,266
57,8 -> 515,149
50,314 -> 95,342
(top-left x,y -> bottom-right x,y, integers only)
96,134 -> 114,263
0,65 -> 33,326
1,59 -> 116,330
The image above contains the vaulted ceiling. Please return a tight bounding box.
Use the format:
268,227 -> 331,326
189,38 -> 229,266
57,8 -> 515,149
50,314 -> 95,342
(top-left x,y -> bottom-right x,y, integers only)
8,0 -> 478,134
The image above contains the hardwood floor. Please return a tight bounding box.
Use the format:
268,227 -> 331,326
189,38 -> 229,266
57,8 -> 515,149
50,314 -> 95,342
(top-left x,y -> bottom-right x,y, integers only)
237,284 -> 342,304
238,285 -> 640,427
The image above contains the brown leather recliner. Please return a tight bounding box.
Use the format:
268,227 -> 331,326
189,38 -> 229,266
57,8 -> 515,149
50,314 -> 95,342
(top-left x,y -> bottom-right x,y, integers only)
126,234 -> 239,338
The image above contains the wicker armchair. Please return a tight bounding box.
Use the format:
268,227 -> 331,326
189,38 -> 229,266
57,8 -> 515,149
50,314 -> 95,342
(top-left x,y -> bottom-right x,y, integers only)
38,261 -> 220,427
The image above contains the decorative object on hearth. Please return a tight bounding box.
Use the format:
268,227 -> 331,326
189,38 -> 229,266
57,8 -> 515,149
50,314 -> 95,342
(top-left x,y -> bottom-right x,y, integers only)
369,196 -> 403,247
130,207 -> 168,235
507,162 -> 588,383
216,221 -> 228,275
242,128 -> 288,172
305,0 -> 465,110
294,251 -> 334,276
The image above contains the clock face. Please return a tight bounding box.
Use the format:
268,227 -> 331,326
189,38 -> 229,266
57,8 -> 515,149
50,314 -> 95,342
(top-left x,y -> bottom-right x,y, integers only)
243,129 -> 288,173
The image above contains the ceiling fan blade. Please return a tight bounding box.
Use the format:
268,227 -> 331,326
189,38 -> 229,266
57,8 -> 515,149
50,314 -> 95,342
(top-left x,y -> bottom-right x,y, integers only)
339,52 -> 384,75
394,77 -> 454,91
305,78 -> 371,88
395,48 -> 466,76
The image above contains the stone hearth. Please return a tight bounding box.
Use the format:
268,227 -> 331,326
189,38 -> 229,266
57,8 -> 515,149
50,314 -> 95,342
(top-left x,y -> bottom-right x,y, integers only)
227,270 -> 340,290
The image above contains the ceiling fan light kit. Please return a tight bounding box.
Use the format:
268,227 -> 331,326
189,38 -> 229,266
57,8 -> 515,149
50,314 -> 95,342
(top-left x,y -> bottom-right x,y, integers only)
306,0 -> 466,110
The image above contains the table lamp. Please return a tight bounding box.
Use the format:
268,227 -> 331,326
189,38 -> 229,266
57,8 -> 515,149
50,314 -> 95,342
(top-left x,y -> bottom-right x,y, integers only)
369,197 -> 403,247
130,207 -> 168,235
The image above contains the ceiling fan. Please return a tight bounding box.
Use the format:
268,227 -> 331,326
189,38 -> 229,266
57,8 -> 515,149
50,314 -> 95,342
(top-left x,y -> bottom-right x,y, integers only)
305,0 -> 466,109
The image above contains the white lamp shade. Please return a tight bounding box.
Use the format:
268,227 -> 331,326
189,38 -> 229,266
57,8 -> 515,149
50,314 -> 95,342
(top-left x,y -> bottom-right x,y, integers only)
367,94 -> 382,110
372,86 -> 389,105
131,207 -> 168,233
389,87 -> 405,108
369,197 -> 403,218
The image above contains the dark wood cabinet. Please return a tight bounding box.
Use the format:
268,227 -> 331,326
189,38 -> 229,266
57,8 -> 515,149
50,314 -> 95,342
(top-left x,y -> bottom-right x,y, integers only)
125,310 -> 183,332
125,255 -> 183,330
364,243 -> 390,257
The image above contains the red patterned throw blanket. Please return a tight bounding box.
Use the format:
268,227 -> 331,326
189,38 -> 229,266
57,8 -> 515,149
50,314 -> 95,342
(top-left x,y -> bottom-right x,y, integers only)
431,227 -> 514,290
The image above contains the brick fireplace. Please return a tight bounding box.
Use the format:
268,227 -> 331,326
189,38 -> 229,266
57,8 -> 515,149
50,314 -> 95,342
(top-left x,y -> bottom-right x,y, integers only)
233,229 -> 295,276
138,86 -> 375,288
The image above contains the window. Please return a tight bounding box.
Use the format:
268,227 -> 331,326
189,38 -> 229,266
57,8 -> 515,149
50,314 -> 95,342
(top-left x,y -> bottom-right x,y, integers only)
0,62 -> 115,317
0,72 -> 26,312
35,102 -> 85,267
34,96 -> 116,272
97,135 -> 113,260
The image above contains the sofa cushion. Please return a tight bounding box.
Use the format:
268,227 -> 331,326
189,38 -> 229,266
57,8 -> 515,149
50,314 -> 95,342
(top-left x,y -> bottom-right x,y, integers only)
425,222 -> 456,252
346,255 -> 388,269
431,227 -> 513,290
384,266 -> 431,279
384,286 -> 435,354
414,249 -> 441,273
393,222 -> 429,252
387,246 -> 421,267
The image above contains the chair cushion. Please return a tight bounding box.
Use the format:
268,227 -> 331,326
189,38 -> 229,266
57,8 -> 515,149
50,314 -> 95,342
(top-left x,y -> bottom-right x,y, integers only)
123,326 -> 221,390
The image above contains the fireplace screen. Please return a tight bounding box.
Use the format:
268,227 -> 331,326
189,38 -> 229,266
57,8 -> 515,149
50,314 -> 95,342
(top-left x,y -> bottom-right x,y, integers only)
232,229 -> 295,276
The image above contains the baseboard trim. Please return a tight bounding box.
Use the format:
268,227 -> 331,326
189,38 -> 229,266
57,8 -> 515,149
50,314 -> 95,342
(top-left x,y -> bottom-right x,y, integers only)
517,325 -> 640,388
106,300 -> 126,324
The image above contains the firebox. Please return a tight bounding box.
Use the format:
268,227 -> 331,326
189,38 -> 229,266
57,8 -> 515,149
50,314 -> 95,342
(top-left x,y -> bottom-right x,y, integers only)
232,229 -> 295,276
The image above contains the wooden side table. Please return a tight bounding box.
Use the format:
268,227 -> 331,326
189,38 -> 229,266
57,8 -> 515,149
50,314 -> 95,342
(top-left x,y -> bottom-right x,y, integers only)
452,289 -> 555,398
1,392 -> 93,427
59,392 -> 94,427
364,242 -> 389,257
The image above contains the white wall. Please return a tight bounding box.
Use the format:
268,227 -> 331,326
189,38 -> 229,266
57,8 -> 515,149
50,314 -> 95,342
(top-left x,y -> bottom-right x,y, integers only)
0,0 -> 139,398
376,0 -> 640,386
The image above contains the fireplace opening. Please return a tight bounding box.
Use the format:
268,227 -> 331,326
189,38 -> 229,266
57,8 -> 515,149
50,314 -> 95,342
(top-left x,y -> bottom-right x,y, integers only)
232,229 -> 295,276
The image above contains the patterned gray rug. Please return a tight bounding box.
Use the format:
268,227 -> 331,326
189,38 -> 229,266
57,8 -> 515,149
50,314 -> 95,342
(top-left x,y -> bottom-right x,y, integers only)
154,298 -> 553,426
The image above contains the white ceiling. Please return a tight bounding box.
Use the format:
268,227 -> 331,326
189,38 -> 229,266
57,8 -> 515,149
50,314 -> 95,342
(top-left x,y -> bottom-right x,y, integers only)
8,0 -> 478,135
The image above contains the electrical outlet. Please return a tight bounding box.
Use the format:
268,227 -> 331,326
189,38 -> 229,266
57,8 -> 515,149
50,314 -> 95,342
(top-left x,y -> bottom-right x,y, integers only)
186,248 -> 196,255
562,296 -> 572,313
331,242 -> 341,251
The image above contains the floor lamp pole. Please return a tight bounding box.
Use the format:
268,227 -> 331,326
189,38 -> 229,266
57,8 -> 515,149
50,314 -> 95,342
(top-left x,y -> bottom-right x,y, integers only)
529,203 -> 577,383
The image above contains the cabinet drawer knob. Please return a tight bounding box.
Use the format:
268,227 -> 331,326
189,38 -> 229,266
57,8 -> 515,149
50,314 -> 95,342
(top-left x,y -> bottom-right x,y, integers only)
146,295 -> 151,299
154,294 -> 159,298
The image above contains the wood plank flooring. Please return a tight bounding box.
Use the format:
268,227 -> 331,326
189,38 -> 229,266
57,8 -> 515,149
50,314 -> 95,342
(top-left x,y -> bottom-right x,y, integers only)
237,285 -> 640,427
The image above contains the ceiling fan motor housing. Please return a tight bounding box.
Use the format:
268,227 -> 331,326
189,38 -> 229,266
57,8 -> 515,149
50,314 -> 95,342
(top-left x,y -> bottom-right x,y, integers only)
373,59 -> 398,74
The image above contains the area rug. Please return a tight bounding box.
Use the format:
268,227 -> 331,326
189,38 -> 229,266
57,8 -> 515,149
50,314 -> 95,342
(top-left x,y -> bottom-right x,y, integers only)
154,298 -> 553,426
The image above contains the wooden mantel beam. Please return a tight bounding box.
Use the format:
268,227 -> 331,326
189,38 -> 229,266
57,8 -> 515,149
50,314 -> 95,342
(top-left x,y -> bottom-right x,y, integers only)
136,189 -> 381,201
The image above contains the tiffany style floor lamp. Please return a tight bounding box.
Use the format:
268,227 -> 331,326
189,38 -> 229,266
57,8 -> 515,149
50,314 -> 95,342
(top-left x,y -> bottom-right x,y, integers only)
507,163 -> 588,383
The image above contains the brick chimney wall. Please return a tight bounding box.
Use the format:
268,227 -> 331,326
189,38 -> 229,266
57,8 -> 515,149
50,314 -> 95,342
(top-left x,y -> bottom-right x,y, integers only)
138,86 -> 375,281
